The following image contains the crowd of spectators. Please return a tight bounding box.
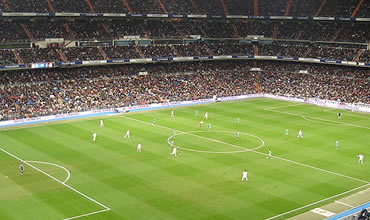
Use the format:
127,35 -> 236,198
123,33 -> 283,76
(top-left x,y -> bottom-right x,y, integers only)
0,0 -> 368,18
0,60 -> 368,121
0,21 -> 28,43
64,47 -> 104,61
103,46 -> 141,60
52,0 -> 90,13
139,45 -> 175,58
262,62 -> 369,104
0,49 -> 18,65
17,48 -> 60,63
91,0 -> 129,13
0,19 -> 369,44
161,0 -> 195,14
1,41 -> 368,65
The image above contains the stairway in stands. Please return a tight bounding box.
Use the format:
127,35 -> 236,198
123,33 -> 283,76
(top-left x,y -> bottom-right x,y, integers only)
188,0 -> 200,14
351,0 -> 364,18
314,0 -> 327,16
85,0 -> 96,13
97,47 -> 108,60
156,0 -> 168,13
254,0 -> 259,16
272,24 -> 279,39
135,46 -> 145,58
353,49 -> 365,62
121,0 -> 133,13
219,0 -> 240,38
331,27 -> 343,42
45,0 -> 56,13
254,45 -> 259,56
100,23 -> 114,40
2,0 -> 10,10
20,24 -> 34,42
63,24 -> 76,40
284,0 -> 294,16
56,49 -> 68,62
12,49 -> 23,64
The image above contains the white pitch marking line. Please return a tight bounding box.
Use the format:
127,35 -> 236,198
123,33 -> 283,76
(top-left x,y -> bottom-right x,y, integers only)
63,208 -> 110,220
264,103 -> 304,110
335,201 -> 355,208
265,183 -> 370,220
122,115 -> 370,219
0,147 -> 111,219
267,109 -> 370,130
26,160 -> 71,184
167,130 -> 265,154
302,116 -> 341,126
323,109 -> 370,120
122,116 -> 369,184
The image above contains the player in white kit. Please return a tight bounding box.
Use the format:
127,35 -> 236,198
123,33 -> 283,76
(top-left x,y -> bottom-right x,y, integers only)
241,170 -> 248,181
137,143 -> 142,152
171,110 -> 174,118
357,154 -> 364,164
124,130 -> 130,138
92,132 -> 97,141
266,148 -> 273,159
297,130 -> 303,138
171,147 -> 177,156
100,120 -> 104,128
335,140 -> 339,151
204,112 -> 208,119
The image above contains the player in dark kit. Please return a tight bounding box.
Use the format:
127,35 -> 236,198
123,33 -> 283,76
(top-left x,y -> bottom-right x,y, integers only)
19,163 -> 24,175
337,112 -> 341,119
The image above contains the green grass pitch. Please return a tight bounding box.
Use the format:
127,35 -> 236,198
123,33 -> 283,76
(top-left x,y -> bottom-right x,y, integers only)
0,98 -> 369,220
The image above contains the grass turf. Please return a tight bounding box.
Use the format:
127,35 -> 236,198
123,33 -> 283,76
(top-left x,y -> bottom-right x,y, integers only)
0,98 -> 369,219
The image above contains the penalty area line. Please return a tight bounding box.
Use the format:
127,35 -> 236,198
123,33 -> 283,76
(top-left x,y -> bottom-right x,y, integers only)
266,109 -> 370,130
0,147 -> 111,219
63,208 -> 110,220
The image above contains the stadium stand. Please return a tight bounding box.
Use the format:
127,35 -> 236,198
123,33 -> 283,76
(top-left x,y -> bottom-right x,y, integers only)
0,0 -> 369,123
0,60 -> 369,121
0,0 -> 369,17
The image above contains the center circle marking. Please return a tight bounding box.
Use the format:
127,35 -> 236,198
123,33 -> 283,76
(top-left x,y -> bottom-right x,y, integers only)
167,130 -> 265,154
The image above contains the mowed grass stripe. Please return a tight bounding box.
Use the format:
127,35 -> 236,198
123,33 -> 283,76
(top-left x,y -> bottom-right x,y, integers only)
0,98 -> 368,219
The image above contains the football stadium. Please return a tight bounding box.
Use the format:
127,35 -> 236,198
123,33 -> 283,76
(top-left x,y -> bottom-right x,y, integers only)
0,0 -> 369,219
